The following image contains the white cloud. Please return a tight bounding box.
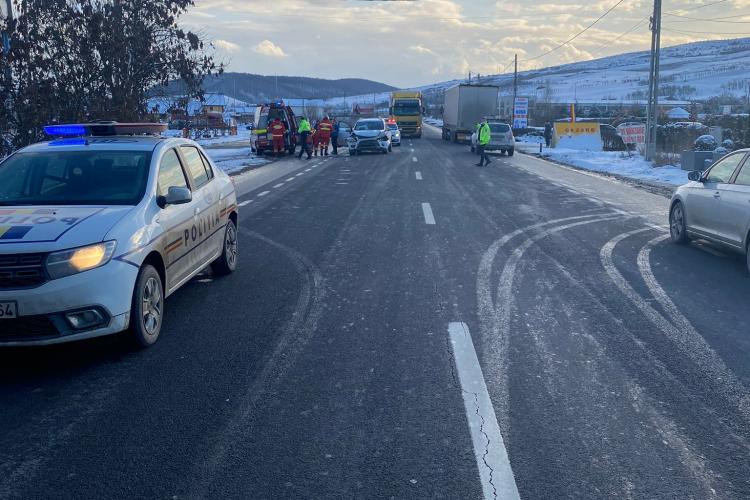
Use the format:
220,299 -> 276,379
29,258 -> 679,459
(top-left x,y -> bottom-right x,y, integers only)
253,40 -> 287,58
181,0 -> 747,87
409,45 -> 436,56
214,39 -> 240,52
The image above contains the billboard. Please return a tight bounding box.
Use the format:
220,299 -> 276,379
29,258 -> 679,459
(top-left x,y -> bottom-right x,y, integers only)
554,122 -> 602,151
513,97 -> 528,129
616,123 -> 646,145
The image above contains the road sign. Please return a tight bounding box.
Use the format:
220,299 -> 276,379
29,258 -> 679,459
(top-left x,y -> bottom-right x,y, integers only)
617,123 -> 646,145
513,97 -> 528,129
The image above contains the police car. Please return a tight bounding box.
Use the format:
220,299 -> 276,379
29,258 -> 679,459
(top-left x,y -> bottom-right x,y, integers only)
0,122 -> 239,347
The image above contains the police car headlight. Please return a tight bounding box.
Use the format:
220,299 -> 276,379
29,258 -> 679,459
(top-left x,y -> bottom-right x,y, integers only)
46,241 -> 117,280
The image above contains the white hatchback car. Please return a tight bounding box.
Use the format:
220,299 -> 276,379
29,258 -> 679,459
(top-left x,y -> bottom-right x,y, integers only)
0,123 -> 238,347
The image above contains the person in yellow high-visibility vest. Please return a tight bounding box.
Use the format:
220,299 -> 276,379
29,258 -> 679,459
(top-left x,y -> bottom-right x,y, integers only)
475,119 -> 492,167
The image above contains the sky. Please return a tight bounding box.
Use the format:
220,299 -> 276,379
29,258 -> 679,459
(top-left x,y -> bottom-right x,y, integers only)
181,0 -> 750,88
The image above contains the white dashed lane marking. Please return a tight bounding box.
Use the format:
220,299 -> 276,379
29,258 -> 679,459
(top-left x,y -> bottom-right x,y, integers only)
421,203 -> 435,225
238,200 -> 252,207
285,178 -> 295,182
257,190 -> 270,197
412,157 -> 418,162
415,172 -> 423,180
449,322 -> 521,500
273,183 -> 284,189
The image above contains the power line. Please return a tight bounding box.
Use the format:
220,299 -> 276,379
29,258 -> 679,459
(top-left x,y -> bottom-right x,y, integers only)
663,26 -> 750,35
665,12 -> 750,23
666,0 -> 730,14
519,0 -> 628,63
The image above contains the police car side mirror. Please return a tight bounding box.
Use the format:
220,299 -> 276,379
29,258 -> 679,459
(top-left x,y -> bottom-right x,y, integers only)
158,186 -> 192,208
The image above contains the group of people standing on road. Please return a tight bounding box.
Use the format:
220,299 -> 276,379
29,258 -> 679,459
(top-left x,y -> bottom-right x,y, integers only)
268,115 -> 341,160
296,116 -> 340,160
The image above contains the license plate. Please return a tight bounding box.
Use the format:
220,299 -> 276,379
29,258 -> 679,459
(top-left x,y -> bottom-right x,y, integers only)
0,301 -> 18,319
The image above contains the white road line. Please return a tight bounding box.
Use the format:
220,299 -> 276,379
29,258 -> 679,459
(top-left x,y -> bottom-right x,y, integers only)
448,322 -> 521,500
415,171 -> 423,180
285,178 -> 295,182
238,200 -> 252,207
412,157 -> 418,162
273,183 -> 284,189
335,182 -> 348,185
304,168 -> 312,172
257,190 -> 270,197
421,202 -> 435,225
296,172 -> 305,176
410,148 -> 415,152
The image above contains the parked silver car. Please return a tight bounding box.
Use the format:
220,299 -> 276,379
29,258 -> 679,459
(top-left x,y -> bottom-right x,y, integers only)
471,122 -> 515,156
669,149 -> 750,272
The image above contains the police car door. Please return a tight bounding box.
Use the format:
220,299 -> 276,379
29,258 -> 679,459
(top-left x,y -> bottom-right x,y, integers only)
156,148 -> 196,291
178,145 -> 220,269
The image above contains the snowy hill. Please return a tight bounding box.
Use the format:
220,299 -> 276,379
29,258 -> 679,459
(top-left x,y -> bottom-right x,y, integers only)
328,38 -> 750,107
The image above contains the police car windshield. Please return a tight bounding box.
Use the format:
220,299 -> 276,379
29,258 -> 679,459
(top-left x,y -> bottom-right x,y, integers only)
0,150 -> 152,206
355,120 -> 384,131
387,124 -> 398,130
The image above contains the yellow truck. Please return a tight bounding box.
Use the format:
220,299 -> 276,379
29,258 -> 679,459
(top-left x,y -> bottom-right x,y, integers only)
389,91 -> 424,138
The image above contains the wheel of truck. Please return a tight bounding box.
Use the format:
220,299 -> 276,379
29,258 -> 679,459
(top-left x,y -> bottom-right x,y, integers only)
508,148 -> 514,157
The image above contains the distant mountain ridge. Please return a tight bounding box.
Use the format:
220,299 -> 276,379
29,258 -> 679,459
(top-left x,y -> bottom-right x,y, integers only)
165,72 -> 397,104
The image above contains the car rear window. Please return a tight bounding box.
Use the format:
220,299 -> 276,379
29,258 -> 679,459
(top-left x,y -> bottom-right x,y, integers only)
0,150 -> 151,206
490,124 -> 510,133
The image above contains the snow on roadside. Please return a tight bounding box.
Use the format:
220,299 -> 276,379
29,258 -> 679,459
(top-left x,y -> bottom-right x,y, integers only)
424,117 -> 443,127
161,127 -> 252,146
204,147 -> 270,175
520,144 -> 688,186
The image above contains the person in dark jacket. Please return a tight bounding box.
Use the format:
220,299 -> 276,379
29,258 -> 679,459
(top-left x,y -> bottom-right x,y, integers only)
331,118 -> 339,155
544,122 -> 553,148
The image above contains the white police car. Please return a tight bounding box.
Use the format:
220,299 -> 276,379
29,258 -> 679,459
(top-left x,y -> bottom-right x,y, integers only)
0,123 -> 238,347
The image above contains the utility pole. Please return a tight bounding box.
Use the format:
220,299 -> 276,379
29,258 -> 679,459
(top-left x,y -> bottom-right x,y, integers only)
512,54 -> 518,124
645,0 -> 662,161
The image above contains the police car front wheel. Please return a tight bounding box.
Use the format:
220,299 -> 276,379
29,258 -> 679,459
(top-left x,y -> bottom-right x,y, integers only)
130,265 -> 164,347
211,219 -> 238,276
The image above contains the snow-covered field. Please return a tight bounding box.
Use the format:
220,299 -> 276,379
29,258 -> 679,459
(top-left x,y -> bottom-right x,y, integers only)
520,144 -> 688,186
203,147 -> 269,174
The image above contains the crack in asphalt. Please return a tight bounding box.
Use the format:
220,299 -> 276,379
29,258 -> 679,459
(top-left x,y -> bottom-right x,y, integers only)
446,324 -> 498,500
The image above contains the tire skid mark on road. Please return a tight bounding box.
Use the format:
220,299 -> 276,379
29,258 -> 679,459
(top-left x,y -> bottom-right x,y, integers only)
629,233 -> 750,421
477,214 -> 622,431
524,247 -> 729,498
186,228 -> 325,500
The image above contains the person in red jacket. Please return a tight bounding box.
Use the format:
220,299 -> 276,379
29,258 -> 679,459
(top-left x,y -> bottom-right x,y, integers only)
270,117 -> 286,155
317,116 -> 333,156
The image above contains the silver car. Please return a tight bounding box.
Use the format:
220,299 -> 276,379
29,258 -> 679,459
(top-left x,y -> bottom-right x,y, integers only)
347,118 -> 392,155
471,122 -> 515,156
0,123 -> 238,346
670,148 -> 750,272
387,123 -> 401,146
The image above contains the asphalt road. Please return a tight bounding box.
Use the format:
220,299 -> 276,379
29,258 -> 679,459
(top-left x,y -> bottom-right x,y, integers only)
1,125 -> 749,499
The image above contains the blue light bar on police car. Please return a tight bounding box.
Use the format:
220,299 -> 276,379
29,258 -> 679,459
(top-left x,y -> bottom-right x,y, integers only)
43,122 -> 168,137
44,125 -> 88,136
